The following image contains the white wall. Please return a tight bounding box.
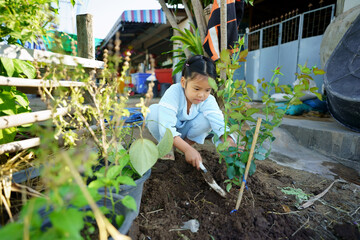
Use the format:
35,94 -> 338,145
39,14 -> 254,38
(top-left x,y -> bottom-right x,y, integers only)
344,0 -> 360,12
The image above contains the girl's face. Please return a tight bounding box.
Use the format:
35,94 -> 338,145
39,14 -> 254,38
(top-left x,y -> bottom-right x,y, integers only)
181,74 -> 212,105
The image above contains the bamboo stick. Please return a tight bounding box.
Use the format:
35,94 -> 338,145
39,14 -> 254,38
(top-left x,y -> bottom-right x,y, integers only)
0,76 -> 85,87
0,108 -> 68,129
0,138 -> 40,155
235,117 -> 262,210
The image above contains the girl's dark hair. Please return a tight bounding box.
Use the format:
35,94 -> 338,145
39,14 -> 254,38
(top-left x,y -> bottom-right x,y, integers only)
182,55 -> 217,81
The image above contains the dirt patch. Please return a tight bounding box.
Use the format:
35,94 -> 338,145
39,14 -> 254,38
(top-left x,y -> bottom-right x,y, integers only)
129,141 -> 360,240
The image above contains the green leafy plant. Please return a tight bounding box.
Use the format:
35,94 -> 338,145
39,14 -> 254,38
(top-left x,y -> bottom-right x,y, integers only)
0,0 -> 57,45
0,0 -> 60,145
0,57 -> 36,144
166,22 -> 204,75
210,37 -> 324,192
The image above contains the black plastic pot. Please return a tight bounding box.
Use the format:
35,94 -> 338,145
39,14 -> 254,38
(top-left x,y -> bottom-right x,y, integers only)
324,14 -> 360,132
105,168 -> 151,235
12,166 -> 41,183
39,169 -> 151,237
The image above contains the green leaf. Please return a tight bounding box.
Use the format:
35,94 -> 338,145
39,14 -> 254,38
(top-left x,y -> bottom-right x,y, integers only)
115,215 -> 125,228
245,108 -> 260,116
49,208 -> 84,240
273,77 -> 279,87
249,161 -> 256,176
314,92 -> 323,101
130,139 -> 158,176
121,195 -> 137,211
226,183 -> 232,192
13,90 -> 30,110
254,153 -> 266,160
117,176 -> 136,186
88,179 -> 105,189
217,141 -> 229,152
239,49 -> 248,60
294,84 -> 305,93
226,165 -> 236,179
72,187 -> 100,208
225,156 -> 234,164
0,127 -> 17,144
0,222 -> 23,240
229,124 -> 239,133
107,165 -> 122,180
107,143 -> 125,163
220,49 -> 231,65
0,57 -> 15,77
313,68 -> 325,75
0,91 -> 16,114
240,151 -> 249,163
157,128 -> 173,158
13,59 -> 36,79
208,77 -> 218,91
234,160 -> 245,168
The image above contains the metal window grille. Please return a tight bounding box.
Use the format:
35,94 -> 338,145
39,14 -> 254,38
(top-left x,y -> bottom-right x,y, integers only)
263,24 -> 279,48
247,4 -> 335,51
281,16 -> 300,44
248,31 -> 260,51
302,6 -> 334,38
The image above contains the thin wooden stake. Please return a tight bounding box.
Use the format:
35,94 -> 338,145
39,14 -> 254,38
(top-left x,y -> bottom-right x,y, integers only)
235,117 -> 262,210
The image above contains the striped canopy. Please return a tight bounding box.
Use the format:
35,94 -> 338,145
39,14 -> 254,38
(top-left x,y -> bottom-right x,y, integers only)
120,9 -> 167,24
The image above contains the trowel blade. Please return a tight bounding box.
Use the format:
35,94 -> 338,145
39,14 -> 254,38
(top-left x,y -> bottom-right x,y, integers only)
199,163 -> 227,198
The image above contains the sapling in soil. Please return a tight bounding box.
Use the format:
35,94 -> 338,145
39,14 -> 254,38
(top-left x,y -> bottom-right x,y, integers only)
210,37 -> 325,207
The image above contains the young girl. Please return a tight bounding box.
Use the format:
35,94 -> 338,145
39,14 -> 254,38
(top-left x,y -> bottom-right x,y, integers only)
146,55 -> 236,170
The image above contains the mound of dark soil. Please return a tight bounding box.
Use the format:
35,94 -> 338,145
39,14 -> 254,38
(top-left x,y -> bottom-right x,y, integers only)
129,141 -> 360,240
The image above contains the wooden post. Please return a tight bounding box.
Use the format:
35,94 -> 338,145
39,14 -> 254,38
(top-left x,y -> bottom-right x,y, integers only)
76,14 -> 96,107
76,14 -> 94,59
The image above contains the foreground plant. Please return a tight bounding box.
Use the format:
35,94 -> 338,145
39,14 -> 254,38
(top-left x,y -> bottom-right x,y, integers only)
210,37 -> 324,194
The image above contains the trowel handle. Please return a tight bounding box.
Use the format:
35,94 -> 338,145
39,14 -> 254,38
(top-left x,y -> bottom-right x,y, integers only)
199,162 -> 207,173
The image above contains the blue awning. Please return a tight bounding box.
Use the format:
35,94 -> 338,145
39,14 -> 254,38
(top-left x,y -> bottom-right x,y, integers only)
120,9 -> 166,24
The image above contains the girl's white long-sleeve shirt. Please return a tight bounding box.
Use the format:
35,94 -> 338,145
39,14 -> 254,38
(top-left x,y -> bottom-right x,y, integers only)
157,83 -> 227,139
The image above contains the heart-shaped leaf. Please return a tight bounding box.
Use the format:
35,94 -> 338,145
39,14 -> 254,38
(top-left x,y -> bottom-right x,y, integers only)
129,139 -> 158,176
157,128 -> 173,158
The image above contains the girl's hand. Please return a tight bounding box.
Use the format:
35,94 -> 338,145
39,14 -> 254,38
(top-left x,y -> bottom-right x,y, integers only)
184,146 -> 202,170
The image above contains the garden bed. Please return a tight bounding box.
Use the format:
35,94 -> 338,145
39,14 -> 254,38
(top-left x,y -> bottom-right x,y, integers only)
129,141 -> 360,239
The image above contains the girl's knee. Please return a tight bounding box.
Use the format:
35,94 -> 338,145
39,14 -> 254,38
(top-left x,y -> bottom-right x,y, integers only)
189,114 -> 211,132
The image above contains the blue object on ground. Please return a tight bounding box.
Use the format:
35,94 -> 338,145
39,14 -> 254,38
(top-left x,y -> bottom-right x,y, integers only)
122,107 -> 144,124
275,102 -> 312,116
303,98 -> 328,113
105,107 -> 144,128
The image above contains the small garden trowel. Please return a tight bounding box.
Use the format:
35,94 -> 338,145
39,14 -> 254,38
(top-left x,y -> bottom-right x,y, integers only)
199,162 -> 227,198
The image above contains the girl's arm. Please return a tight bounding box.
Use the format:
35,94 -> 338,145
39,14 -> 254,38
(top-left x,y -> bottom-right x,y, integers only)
173,136 -> 202,170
